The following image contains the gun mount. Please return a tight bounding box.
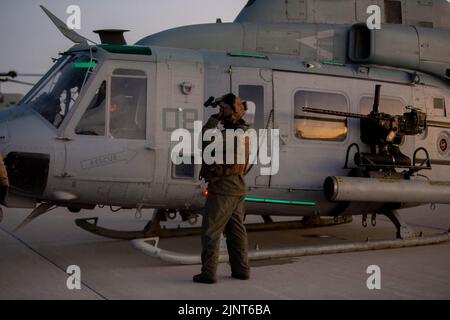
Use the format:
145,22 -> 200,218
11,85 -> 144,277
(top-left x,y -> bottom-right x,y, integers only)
303,85 -> 430,177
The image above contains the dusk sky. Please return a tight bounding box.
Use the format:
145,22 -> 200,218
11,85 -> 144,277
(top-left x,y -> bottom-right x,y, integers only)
0,0 -> 247,94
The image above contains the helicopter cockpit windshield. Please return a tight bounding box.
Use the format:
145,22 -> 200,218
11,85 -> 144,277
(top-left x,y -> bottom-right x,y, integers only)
24,53 -> 95,128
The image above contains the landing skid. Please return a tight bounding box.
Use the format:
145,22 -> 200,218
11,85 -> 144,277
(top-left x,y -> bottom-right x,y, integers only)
130,209 -> 450,265
75,217 -> 152,240
133,232 -> 450,265
74,211 -> 352,240
75,210 -> 165,240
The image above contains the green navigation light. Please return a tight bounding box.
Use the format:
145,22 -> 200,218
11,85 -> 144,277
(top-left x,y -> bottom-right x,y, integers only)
228,52 -> 268,59
73,61 -> 97,69
245,197 -> 316,206
323,60 -> 345,67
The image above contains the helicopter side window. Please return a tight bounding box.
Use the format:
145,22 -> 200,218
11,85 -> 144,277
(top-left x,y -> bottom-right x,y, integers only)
238,85 -> 263,129
75,81 -> 106,136
109,69 -> 147,140
294,91 -> 348,142
25,54 -> 93,128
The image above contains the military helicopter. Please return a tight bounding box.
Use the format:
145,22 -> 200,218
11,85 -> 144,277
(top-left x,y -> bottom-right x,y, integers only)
1,1 -> 450,260
0,72 -> 28,109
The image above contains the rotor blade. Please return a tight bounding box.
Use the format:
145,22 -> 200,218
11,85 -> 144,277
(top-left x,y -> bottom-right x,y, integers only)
14,202 -> 54,231
15,73 -> 45,77
40,5 -> 97,45
5,79 -> 36,86
0,71 -> 17,78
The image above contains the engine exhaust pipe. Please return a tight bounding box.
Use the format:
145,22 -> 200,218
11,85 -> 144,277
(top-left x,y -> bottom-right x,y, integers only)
324,176 -> 450,204
93,29 -> 129,45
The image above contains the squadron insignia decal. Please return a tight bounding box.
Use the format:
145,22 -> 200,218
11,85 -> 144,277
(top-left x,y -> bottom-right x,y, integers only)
438,133 -> 449,157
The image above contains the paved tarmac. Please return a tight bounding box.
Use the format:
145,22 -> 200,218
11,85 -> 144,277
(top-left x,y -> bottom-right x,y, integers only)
0,204 -> 449,300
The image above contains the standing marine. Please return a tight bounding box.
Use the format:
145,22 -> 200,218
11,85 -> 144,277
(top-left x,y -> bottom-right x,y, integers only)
194,93 -> 251,284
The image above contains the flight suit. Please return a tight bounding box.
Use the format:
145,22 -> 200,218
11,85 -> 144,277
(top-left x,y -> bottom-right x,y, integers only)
0,154 -> 9,202
198,115 -> 251,281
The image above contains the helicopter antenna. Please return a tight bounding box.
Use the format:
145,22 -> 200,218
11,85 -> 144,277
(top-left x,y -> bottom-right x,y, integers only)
40,5 -> 98,45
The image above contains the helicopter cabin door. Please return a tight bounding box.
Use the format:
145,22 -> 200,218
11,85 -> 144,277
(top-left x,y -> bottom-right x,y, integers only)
61,60 -> 155,207
160,60 -> 205,208
231,67 -> 273,189
272,71 -> 355,191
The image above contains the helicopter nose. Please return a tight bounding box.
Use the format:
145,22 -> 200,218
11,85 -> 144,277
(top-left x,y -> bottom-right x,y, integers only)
0,105 -> 53,207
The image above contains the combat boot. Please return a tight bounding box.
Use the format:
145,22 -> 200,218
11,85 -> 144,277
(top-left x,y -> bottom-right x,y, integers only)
231,272 -> 250,280
193,273 -> 217,284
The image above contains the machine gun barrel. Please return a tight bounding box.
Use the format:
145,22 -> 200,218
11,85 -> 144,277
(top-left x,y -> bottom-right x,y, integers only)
301,107 -> 370,119
373,84 -> 381,114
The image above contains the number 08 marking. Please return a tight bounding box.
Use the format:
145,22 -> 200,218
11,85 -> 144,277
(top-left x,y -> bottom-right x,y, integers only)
163,108 -> 198,132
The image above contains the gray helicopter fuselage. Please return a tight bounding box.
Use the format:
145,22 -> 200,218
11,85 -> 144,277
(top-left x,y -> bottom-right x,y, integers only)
1,1 -> 450,218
